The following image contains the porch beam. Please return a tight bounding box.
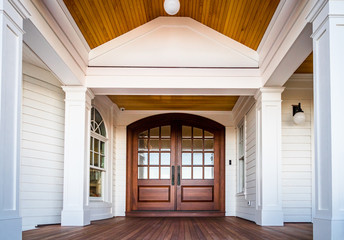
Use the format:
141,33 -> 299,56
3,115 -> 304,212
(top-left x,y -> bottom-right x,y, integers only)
86,67 -> 261,96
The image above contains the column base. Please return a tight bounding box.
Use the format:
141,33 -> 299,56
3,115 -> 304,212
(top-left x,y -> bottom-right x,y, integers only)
0,217 -> 22,240
256,209 -> 284,226
313,217 -> 344,240
61,208 -> 91,226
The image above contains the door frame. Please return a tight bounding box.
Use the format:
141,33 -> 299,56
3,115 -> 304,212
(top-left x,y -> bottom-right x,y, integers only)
126,113 -> 225,216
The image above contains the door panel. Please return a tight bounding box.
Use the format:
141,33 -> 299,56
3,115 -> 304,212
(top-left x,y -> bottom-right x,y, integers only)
138,186 -> 170,202
134,125 -> 175,210
181,186 -> 213,202
177,125 -> 218,211
127,113 -> 225,216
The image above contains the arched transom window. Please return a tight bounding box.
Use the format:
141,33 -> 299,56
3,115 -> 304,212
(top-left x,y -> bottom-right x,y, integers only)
90,107 -> 107,198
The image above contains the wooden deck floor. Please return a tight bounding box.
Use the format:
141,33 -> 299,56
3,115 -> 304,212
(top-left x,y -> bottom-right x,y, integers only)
23,217 -> 313,240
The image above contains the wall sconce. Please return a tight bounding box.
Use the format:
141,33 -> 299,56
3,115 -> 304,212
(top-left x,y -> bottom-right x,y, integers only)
164,0 -> 180,15
292,103 -> 306,125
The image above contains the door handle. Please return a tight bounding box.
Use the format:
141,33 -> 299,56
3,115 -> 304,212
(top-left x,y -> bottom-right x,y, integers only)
177,166 -> 180,186
172,166 -> 175,185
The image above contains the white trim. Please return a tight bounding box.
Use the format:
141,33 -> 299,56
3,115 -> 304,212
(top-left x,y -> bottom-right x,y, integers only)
232,96 -> 256,126
8,0 -> 31,19
89,17 -> 258,64
55,0 -> 90,52
22,1 -> 86,85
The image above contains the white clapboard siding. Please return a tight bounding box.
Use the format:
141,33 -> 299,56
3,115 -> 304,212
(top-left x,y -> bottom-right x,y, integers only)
20,64 -> 65,231
281,76 -> 313,223
236,105 -> 256,221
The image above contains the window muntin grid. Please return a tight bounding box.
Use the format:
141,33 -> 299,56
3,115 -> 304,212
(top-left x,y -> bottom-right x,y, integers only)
181,126 -> 214,180
90,108 -> 107,198
138,125 -> 171,180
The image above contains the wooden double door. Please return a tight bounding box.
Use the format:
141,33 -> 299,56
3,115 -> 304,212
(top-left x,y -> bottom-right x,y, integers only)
126,114 -> 225,216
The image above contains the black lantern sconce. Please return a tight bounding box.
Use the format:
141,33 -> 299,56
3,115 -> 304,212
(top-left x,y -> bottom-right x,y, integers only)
292,102 -> 305,125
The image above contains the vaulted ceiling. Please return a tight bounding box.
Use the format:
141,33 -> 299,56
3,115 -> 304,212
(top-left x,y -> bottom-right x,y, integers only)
63,0 -> 280,50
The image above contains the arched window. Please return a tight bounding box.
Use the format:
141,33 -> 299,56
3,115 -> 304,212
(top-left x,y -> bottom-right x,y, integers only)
89,107 -> 107,198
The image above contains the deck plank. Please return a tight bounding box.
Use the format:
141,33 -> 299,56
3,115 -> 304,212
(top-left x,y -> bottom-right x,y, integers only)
23,217 -> 313,240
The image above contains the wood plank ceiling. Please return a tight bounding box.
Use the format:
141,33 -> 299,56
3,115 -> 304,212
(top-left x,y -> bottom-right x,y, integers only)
295,53 -> 313,74
108,96 -> 239,111
63,0 -> 280,50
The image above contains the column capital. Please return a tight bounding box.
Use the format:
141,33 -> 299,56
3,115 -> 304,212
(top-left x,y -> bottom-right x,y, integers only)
307,0 -> 344,37
62,86 -> 95,108
0,0 -> 30,31
7,0 -> 31,19
254,87 -> 285,101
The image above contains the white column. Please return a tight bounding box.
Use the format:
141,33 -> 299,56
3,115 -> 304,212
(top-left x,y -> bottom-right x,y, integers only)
61,87 -> 94,226
0,1 -> 28,239
255,87 -> 284,226
308,1 -> 344,239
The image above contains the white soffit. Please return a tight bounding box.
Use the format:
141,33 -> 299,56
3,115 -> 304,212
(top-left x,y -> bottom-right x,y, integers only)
89,17 -> 259,68
23,44 -> 50,71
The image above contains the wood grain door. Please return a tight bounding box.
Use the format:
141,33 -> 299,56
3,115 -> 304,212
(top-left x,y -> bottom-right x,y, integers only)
133,125 -> 176,211
127,113 -> 225,216
177,126 -> 218,211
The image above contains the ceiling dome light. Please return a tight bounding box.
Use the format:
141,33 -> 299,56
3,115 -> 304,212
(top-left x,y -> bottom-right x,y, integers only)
292,103 -> 306,125
164,0 -> 180,15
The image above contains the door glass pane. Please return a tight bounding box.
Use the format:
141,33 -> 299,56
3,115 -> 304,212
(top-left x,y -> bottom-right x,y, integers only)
204,167 -> 214,179
182,139 -> 192,151
149,153 -> 159,165
182,153 -> 192,165
204,153 -> 214,165
150,127 -> 159,138
138,139 -> 148,151
182,126 -> 192,138
161,153 -> 170,165
138,152 -> 148,165
161,139 -> 170,151
161,167 -> 170,179
149,167 -> 159,179
138,167 -> 148,179
193,139 -> 203,151
149,139 -> 159,151
193,153 -> 202,165
193,127 -> 203,138
204,139 -> 214,151
161,126 -> 171,138
193,167 -> 203,179
139,130 -> 148,138
204,130 -> 214,138
182,167 -> 191,179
